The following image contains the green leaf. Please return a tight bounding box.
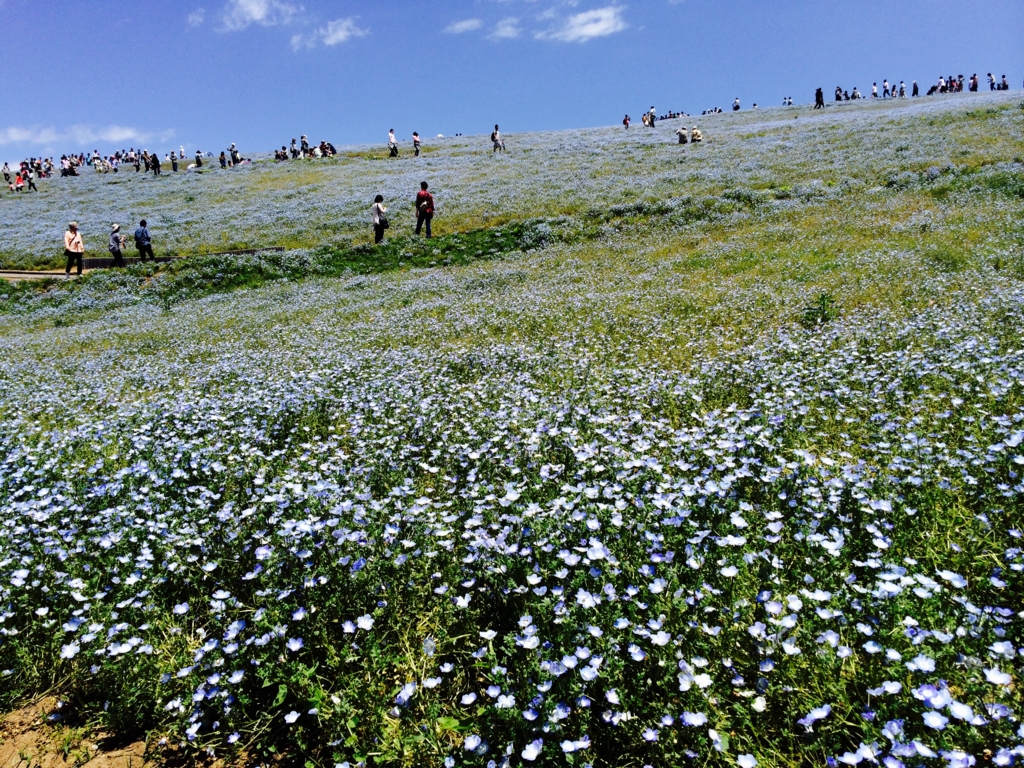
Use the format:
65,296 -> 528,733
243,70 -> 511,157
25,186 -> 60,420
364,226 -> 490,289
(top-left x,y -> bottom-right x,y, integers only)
273,684 -> 288,707
436,717 -> 461,732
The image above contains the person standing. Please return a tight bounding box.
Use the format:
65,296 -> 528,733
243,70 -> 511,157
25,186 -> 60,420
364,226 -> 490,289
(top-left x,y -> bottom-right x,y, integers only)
152,153 -> 161,176
623,114 -> 630,129
912,80 -> 919,97
371,195 -> 388,244
899,81 -> 906,98
1,162 -> 10,183
290,138 -> 298,158
171,152 -> 179,172
492,125 -> 505,152
64,222 -> 84,277
814,88 -> 825,109
732,97 -> 740,111
194,150 -> 203,168
882,80 -> 890,98
412,132 -> 421,157
388,129 -> 399,157
109,224 -> 126,267
134,219 -> 154,261
414,182 -> 434,238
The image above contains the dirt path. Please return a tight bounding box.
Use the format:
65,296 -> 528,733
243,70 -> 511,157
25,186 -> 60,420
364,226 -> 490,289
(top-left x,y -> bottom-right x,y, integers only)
0,699 -> 148,768
0,271 -> 83,283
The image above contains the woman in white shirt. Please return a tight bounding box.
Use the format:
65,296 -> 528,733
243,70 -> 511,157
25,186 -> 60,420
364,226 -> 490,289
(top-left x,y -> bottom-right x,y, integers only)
372,195 -> 388,244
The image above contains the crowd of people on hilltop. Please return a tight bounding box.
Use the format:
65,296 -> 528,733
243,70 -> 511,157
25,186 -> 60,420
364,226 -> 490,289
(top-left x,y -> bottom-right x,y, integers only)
275,136 -> 339,160
4,159 -> 50,192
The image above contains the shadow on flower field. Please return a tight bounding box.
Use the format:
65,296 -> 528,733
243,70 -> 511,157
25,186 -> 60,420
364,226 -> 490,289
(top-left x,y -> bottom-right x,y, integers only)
1,94 -> 1023,768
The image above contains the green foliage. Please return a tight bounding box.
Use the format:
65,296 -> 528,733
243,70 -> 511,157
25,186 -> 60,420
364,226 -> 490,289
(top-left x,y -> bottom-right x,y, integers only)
800,292 -> 839,328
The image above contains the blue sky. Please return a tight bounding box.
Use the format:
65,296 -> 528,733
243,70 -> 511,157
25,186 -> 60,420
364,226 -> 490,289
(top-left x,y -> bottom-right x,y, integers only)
1,0 -> 1021,161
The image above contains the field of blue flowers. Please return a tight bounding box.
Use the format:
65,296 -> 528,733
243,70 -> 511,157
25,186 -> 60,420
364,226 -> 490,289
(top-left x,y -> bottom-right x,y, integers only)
1,93 -> 1023,767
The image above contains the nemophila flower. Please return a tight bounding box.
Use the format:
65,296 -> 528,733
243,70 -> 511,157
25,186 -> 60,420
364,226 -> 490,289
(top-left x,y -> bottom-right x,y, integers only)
356,614 -> 374,630
60,642 -> 79,659
798,704 -> 832,731
906,654 -> 935,672
642,728 -> 659,742
984,667 -> 1013,685
460,693 -> 477,705
287,637 -> 304,652
922,711 -> 949,730
228,670 -> 244,684
682,711 -> 707,726
172,603 -> 189,615
291,607 -> 307,621
395,682 -> 416,707
464,735 -> 482,751
738,755 -> 757,768
284,711 -> 300,724
522,739 -> 543,761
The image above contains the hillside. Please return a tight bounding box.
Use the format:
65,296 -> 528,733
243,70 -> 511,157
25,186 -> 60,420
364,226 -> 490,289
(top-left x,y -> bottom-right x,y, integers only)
1,93 -> 1023,767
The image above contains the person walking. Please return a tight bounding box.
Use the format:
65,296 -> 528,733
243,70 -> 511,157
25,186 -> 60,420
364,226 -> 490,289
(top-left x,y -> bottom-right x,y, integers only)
64,222 -> 84,277
623,114 -> 630,129
108,224 -> 126,267
2,162 -> 10,184
388,129 -> 399,157
134,220 -> 154,261
152,153 -> 161,176
25,168 -> 38,191
371,195 -> 388,244
412,132 -> 421,157
491,125 -> 505,152
814,88 -> 825,109
415,182 -> 434,238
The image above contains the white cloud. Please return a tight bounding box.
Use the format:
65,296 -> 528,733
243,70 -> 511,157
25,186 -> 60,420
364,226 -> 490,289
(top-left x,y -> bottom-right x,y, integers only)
445,18 -> 483,34
488,17 -> 522,39
187,8 -> 206,27
222,0 -> 301,31
538,6 -> 627,42
292,17 -> 367,49
0,125 -> 161,150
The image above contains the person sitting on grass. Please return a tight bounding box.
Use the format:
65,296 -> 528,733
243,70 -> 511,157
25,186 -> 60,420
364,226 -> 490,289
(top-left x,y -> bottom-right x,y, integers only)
690,127 -> 703,143
676,125 -> 689,144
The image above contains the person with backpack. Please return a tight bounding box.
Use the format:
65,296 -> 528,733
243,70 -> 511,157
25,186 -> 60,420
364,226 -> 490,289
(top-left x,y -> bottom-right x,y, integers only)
134,220 -> 155,261
415,182 -> 434,238
623,114 -> 630,130
491,125 -> 505,152
64,222 -> 85,277
371,195 -> 388,244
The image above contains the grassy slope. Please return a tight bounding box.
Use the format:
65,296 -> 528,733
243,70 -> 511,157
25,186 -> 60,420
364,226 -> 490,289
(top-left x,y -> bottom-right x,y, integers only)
0,94 -> 1023,767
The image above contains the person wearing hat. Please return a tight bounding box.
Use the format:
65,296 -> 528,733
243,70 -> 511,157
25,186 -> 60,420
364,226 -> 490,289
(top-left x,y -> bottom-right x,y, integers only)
108,224 -> 126,268
64,222 -> 85,277
675,125 -> 689,144
690,126 -> 703,143
301,136 -> 309,157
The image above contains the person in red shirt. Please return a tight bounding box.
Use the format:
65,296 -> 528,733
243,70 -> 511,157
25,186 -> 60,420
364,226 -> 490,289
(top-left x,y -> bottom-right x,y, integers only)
414,181 -> 434,238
